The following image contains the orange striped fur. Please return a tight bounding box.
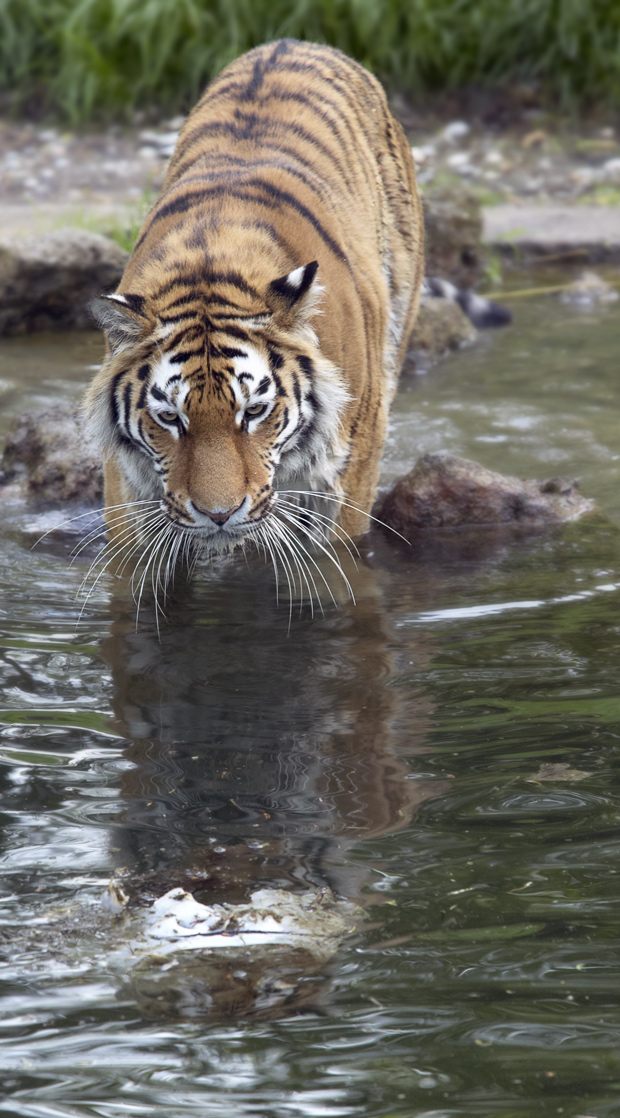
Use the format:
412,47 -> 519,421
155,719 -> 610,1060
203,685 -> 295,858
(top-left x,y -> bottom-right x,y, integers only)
85,39 -> 423,563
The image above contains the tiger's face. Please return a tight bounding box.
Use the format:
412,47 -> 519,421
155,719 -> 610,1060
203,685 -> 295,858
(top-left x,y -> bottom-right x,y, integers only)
87,262 -> 350,553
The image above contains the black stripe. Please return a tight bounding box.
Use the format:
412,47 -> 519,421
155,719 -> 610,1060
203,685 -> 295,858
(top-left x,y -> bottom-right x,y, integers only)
109,370 -> 133,449
162,292 -> 203,310
158,310 -> 202,325
169,349 -> 202,365
155,272 -> 204,299
164,157 -> 327,203
169,115 -> 351,191
209,323 -> 250,343
297,355 -> 315,381
267,346 -> 284,372
293,418 -> 317,456
289,364 -> 302,409
122,382 -> 133,438
208,311 -> 269,322
137,180 -> 348,268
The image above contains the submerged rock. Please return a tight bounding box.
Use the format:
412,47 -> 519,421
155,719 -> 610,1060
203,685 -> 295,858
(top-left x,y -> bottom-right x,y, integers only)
104,883 -> 362,1019
407,295 -> 476,369
1,403 -> 102,504
376,453 -> 596,535
0,228 -> 127,334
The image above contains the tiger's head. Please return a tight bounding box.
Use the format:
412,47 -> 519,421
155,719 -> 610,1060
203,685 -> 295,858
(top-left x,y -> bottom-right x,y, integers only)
85,262 -> 350,553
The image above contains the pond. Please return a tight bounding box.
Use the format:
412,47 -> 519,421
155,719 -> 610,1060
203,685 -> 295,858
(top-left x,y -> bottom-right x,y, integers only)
1,282 -> 620,1117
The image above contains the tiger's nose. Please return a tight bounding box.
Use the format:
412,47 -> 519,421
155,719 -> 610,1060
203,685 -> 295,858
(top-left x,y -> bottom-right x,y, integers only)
193,501 -> 243,525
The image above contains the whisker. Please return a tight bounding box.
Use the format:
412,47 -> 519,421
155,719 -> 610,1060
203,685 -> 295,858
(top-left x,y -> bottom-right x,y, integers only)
133,523 -> 175,630
131,518 -> 171,602
274,509 -> 355,605
270,517 -> 316,618
70,508 -> 164,564
276,498 -> 360,563
262,520 -> 295,629
277,504 -> 354,571
279,489 -> 410,544
254,521 -> 280,606
75,519 -> 154,624
272,514 -> 340,610
152,526 -> 180,633
270,516 -> 325,617
33,499 -> 160,550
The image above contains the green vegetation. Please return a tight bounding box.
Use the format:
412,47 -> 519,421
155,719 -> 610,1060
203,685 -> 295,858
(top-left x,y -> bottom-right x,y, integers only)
57,189 -> 154,251
1,0 -> 619,123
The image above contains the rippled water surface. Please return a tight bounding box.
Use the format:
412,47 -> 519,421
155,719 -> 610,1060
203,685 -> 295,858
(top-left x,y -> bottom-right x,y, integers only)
1,284 -> 620,1117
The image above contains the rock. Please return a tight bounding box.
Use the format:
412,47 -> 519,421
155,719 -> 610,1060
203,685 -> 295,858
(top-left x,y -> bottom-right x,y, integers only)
1,403 -> 102,504
440,121 -> 470,143
560,269 -> 619,306
104,883 -> 362,1019
407,296 -> 475,369
484,204 -> 620,263
0,228 -> 127,334
423,186 -> 483,286
525,763 -> 590,783
376,453 -> 596,535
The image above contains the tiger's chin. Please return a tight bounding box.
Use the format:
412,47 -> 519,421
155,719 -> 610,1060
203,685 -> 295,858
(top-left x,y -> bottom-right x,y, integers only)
170,519 -> 265,560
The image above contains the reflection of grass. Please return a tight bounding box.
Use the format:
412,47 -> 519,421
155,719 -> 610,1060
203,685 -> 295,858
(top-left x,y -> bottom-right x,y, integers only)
1,0 -> 619,123
0,707 -> 119,736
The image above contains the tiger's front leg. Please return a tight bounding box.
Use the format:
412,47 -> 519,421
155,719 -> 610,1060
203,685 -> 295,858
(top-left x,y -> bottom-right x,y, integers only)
102,456 -> 143,550
334,415 -> 388,540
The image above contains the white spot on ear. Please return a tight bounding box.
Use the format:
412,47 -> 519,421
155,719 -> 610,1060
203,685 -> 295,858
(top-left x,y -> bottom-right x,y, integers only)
108,293 -> 129,305
286,266 -> 305,289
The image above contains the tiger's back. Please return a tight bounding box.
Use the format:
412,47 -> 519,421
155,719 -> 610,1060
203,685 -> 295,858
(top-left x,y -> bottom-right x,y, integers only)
86,39 -> 423,556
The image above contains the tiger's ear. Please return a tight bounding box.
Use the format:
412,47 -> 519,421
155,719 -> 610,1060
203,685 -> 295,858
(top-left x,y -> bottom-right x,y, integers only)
90,292 -> 150,354
266,261 -> 320,326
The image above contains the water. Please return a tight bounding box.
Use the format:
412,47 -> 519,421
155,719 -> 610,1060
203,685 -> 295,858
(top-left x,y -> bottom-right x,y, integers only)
1,285 -> 620,1117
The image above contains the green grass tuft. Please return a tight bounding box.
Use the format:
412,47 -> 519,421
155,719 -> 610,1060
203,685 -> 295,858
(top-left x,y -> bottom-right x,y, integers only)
1,0 -> 619,123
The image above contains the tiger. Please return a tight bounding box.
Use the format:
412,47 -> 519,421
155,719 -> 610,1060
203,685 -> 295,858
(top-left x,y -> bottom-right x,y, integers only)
84,38 -> 424,589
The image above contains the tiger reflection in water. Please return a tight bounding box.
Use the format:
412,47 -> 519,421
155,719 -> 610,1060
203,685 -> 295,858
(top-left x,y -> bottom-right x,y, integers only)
102,552 -> 444,926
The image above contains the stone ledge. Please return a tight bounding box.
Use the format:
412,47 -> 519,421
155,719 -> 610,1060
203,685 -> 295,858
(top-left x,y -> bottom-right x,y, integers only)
484,204 -> 620,262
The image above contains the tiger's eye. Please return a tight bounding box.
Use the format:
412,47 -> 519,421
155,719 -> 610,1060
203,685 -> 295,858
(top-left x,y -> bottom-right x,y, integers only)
245,403 -> 266,417
159,409 -> 178,423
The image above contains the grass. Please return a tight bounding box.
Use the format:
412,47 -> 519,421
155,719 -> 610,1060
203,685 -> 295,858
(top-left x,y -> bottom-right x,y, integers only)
64,189 -> 155,252
1,0 -> 620,123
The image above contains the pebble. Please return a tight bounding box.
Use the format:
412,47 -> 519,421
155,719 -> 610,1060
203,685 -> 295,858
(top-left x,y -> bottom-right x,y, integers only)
560,270 -> 619,306
446,151 -> 470,169
603,157 -> 620,179
441,121 -> 470,143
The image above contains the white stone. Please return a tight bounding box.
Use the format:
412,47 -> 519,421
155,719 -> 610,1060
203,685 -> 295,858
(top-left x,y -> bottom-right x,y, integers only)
441,121 -> 470,143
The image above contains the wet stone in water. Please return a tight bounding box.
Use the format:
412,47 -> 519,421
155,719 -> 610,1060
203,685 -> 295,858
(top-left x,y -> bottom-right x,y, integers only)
0,403 -> 102,505
376,452 -> 597,536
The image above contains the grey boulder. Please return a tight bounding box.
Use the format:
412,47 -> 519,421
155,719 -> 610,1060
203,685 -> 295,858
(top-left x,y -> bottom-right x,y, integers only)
1,403 -> 103,505
376,453 -> 596,536
0,228 -> 127,334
